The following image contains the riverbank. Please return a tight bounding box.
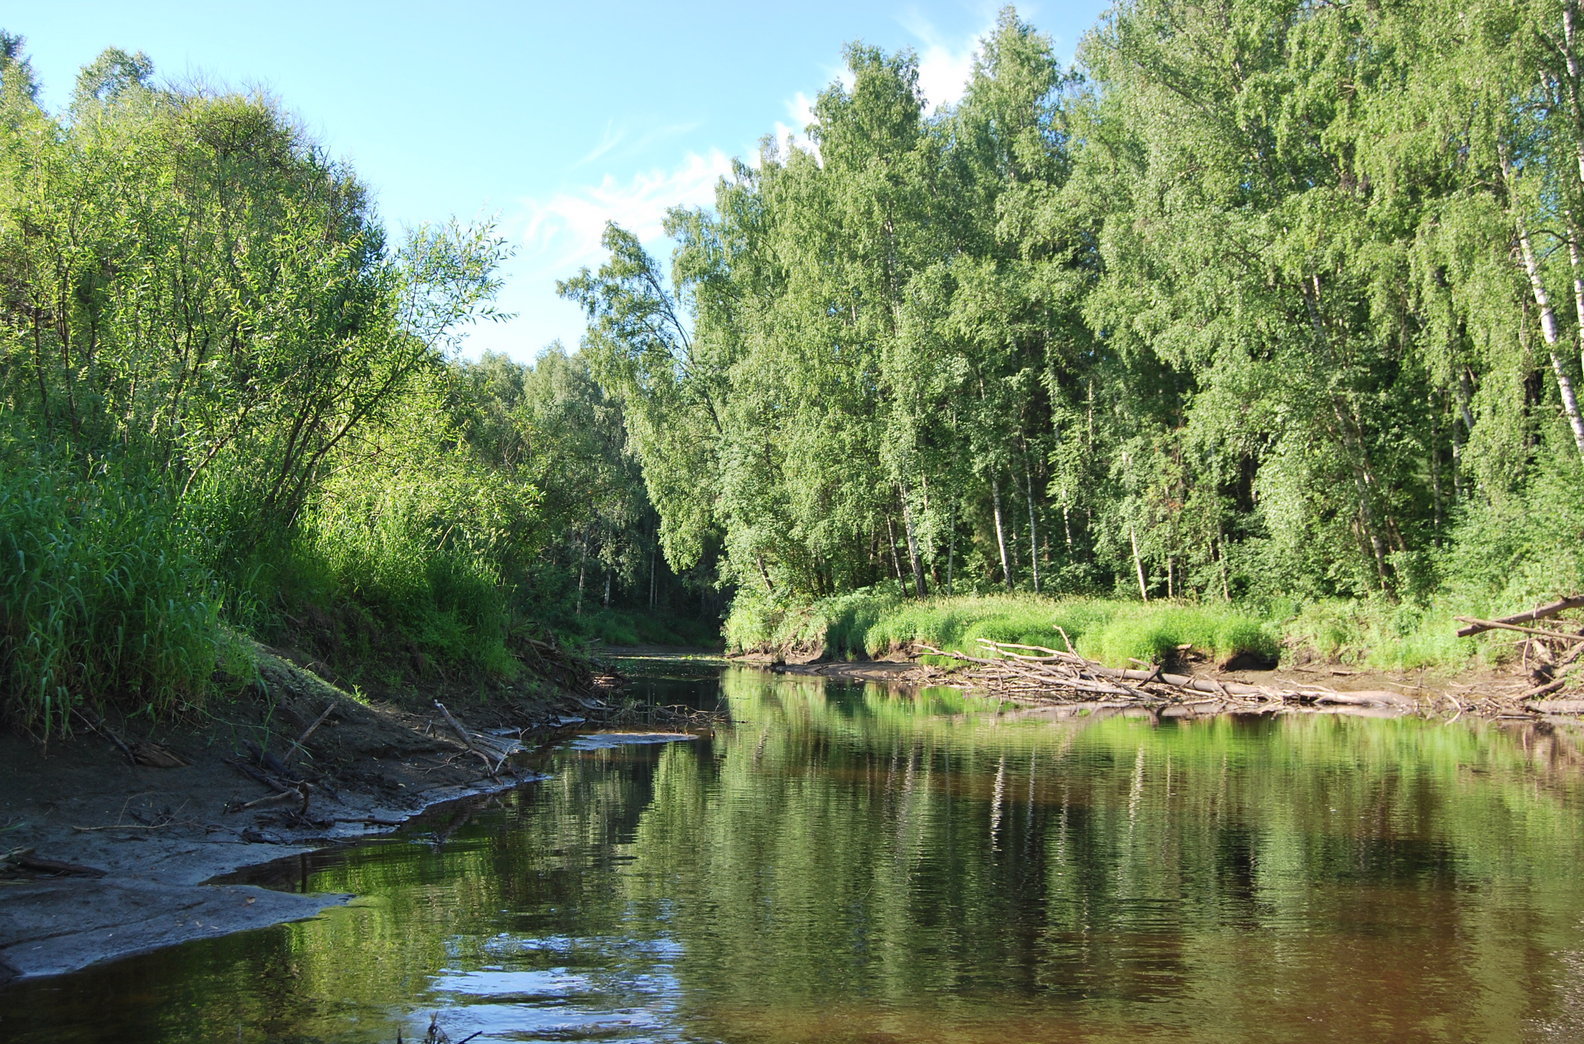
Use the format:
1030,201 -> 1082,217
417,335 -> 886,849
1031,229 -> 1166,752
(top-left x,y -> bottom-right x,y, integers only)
728,589 -> 1584,716
755,647 -> 1574,719
0,646 -> 607,983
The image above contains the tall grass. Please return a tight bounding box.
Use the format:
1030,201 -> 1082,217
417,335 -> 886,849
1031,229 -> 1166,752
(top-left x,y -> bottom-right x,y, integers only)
224,476 -> 522,686
1279,598 -> 1494,671
725,587 -> 1280,668
0,446 -> 228,738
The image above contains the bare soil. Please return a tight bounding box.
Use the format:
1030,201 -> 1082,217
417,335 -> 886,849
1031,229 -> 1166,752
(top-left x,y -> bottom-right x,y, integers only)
0,647 -> 599,983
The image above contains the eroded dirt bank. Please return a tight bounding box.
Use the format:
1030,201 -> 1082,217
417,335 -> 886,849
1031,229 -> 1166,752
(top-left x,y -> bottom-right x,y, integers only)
0,649 -> 603,983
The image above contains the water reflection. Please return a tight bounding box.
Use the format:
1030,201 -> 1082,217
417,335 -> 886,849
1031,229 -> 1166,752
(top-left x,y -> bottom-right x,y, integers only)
7,666 -> 1584,1043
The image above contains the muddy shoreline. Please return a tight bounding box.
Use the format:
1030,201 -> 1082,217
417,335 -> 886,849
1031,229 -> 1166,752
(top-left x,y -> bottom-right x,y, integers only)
0,650 -> 597,984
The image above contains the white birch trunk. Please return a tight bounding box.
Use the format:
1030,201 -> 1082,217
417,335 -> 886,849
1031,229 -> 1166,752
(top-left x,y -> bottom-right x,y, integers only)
1130,524 -> 1149,602
991,475 -> 1012,590
1022,452 -> 1041,594
1516,217 -> 1584,460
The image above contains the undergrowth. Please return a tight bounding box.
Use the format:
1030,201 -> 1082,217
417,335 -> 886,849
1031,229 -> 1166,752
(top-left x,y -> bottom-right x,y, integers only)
0,440 -> 232,738
725,587 -> 1281,669
724,584 -> 1534,674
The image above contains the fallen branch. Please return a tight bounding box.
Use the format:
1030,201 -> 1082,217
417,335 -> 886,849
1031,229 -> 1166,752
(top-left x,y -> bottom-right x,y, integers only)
918,640 -> 1411,711
224,782 -> 312,815
1526,699 -> 1584,715
1525,678 -> 1570,700
1453,616 -> 1584,643
287,703 -> 337,762
2,848 -> 107,878
72,708 -> 133,765
1455,596 -> 1584,637
432,701 -> 518,778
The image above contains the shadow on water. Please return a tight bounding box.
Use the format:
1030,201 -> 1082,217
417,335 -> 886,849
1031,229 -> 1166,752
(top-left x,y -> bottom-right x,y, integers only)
7,663 -> 1584,1043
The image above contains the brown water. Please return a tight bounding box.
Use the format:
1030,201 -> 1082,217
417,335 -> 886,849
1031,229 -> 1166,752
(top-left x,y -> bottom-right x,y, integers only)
6,662 -> 1584,1043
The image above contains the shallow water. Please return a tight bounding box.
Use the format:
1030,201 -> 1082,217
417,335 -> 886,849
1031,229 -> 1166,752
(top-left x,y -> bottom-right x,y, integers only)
8,663 -> 1584,1043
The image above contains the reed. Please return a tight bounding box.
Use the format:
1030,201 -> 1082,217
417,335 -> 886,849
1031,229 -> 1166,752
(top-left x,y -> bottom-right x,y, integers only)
0,445 -> 227,738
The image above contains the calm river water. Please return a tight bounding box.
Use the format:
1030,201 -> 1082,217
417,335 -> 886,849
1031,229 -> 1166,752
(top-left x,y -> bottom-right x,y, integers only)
9,660 -> 1584,1043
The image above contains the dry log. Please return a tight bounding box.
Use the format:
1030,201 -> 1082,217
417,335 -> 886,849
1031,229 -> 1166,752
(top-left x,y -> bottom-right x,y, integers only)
920,640 -> 1364,711
1453,616 -> 1584,642
970,640 -> 1288,700
1311,690 -> 1417,708
2,848 -> 107,878
1456,596 -> 1584,637
1525,699 -> 1584,715
433,700 -> 517,777
129,741 -> 188,768
1525,678 -> 1570,700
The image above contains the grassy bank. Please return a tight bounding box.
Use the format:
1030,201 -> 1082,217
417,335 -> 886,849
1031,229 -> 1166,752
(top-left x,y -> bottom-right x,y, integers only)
724,587 -> 1516,675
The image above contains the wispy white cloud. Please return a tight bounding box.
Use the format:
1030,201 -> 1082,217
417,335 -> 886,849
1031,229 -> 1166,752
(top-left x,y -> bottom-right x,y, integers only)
900,9 -> 994,111
768,10 -> 995,159
573,120 -> 625,168
509,147 -> 736,275
766,89 -> 821,159
571,119 -> 702,171
474,147 -> 738,359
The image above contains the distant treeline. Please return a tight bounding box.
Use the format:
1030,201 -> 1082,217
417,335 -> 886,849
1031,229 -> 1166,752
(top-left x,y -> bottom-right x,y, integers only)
0,37 -> 687,735
5,1 -> 1584,731
564,0 -> 1584,620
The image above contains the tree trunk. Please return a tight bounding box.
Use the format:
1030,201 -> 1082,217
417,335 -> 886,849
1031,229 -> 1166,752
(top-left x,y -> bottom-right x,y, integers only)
992,474 -> 1012,590
897,482 -> 926,598
575,538 -> 587,616
886,517 -> 905,585
1568,226 -> 1584,380
1516,214 -> 1584,460
1022,449 -> 1041,594
1130,524 -> 1149,602
1300,272 -> 1398,586
946,504 -> 957,596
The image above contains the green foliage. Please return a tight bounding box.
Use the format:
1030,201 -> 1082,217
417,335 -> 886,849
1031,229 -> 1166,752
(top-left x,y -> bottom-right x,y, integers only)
0,37 -> 636,726
1280,599 -> 1484,673
561,0 -> 1584,661
1077,604 -> 1279,669
0,427 -> 230,737
564,608 -> 721,649
1439,450 -> 1584,611
727,588 -> 1279,670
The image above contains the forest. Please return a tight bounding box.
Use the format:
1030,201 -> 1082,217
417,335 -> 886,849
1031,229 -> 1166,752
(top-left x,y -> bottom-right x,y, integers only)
4,0 -> 1584,736
566,0 -> 1584,654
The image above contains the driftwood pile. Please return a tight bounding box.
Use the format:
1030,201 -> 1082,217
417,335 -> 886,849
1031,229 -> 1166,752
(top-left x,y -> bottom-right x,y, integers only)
1455,596 -> 1584,712
431,699 -> 523,778
918,596 -> 1584,718
920,639 -> 1415,713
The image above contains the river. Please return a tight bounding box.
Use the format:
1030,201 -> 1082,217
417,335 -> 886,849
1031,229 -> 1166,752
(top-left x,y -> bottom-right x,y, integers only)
8,660 -> 1584,1042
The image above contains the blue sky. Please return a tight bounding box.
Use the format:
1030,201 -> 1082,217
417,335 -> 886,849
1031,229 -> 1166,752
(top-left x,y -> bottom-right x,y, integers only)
15,1 -> 1110,362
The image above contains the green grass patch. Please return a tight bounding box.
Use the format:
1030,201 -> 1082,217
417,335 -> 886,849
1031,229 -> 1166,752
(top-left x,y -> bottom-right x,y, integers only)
726,588 -> 1280,669
0,439 -> 232,738
1278,598 -> 1491,672
1077,604 -> 1279,668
